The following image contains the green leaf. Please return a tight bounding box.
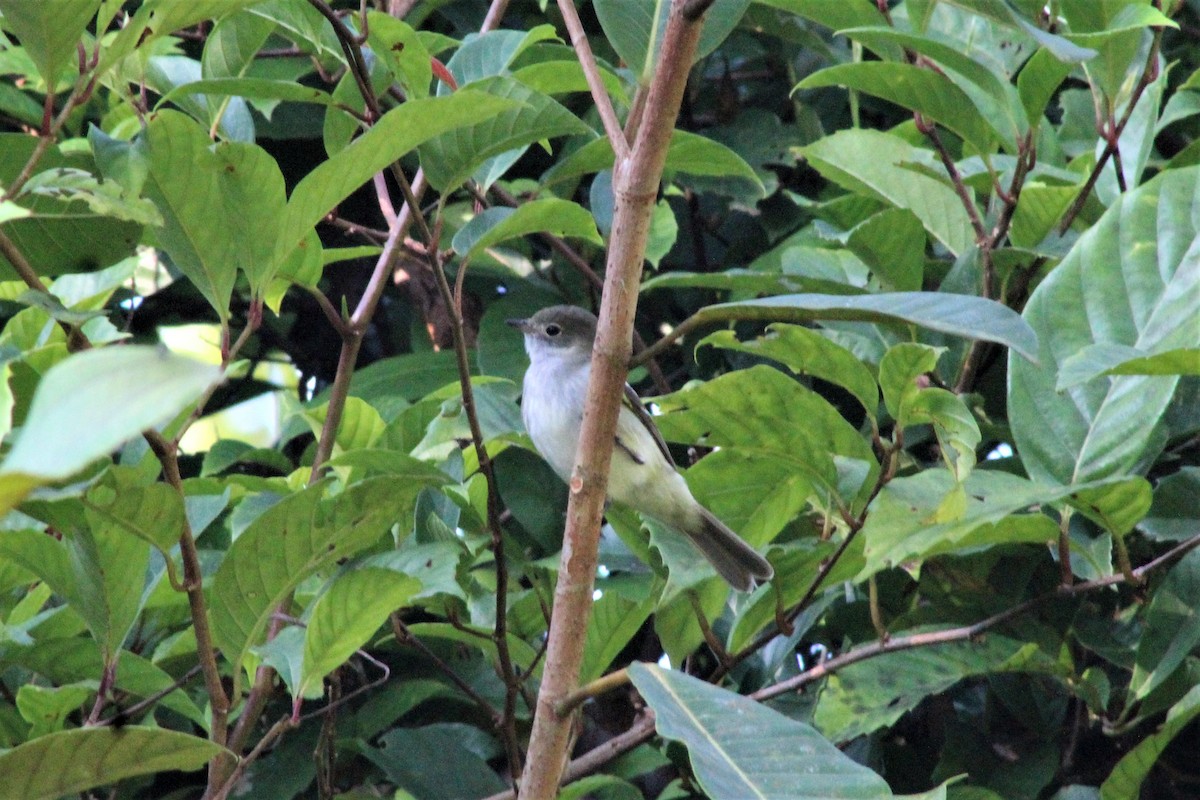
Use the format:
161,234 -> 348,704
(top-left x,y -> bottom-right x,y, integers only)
545,130 -> 764,199
1066,478 -> 1152,539
879,342 -> 942,426
442,25 -> 559,89
798,62 -> 1000,155
16,683 -> 92,738
300,396 -> 386,455
362,724 -> 507,799
140,111 -> 285,318
452,199 -> 602,263
627,662 -> 892,798
653,365 -> 877,503
846,207 -> 925,292
1128,549 -> 1200,701
365,11 -> 432,100
0,727 -> 225,800
0,0 -> 98,91
756,0 -> 889,35
814,632 -> 1068,742
210,477 -> 435,691
685,449 -> 816,549
1017,47 -> 1077,126
0,346 -> 220,496
159,77 -> 338,108
580,586 -> 657,683
856,471 -> 1134,579
1100,684 -> 1200,800
1009,182 -> 1078,249
418,77 -> 592,192
83,465 -> 186,554
1142,467 -> 1200,542
593,0 -> 751,82
298,568 -> 421,698
701,324 -> 878,421
802,129 -> 976,255
1057,345 -> 1200,390
18,167 -> 163,226
835,26 -> 1025,146
1,135 -> 143,279
693,291 -> 1039,363
1008,167 -> 1200,485
277,90 -> 519,264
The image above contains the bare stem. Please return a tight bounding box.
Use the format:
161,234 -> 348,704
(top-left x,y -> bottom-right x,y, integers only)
1058,24 -> 1163,234
556,0 -> 629,159
518,3 -> 711,796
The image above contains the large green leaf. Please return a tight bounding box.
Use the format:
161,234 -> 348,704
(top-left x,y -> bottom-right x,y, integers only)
417,77 -> 592,192
628,662 -> 892,799
857,470 -> 1149,579
756,0 -> 889,35
451,198 -> 602,263
836,26 -> 1026,145
1128,548 -> 1200,701
1056,345 -> 1200,390
0,136 -> 143,279
802,129 -> 976,255
798,62 -> 1000,155
1100,684 -> 1200,800
276,90 -> 519,265
580,585 -> 657,683
0,727 -> 224,799
0,0 -> 99,91
0,346 -> 220,499
691,291 -> 1038,362
139,111 -> 286,318
210,477 -> 436,689
813,632 -> 1068,742
1008,166 -> 1200,485
593,0 -> 751,82
298,568 -> 421,698
653,365 -> 877,504
700,325 -> 878,420
544,130 -> 764,198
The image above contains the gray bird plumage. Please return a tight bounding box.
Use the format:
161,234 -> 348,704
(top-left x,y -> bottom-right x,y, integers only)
508,305 -> 773,591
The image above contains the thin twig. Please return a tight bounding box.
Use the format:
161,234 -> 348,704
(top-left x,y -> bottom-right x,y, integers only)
391,615 -> 504,721
1058,23 -> 1163,233
556,0 -> 629,159
554,668 -> 630,717
482,532 -> 1200,800
94,665 -> 204,727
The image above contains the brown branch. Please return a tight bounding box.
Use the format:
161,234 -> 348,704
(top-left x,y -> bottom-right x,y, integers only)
416,202 -> 525,778
484,532 -> 1200,800
921,122 -> 986,243
95,665 -> 204,727
517,3 -> 712,796
392,615 -> 504,721
1058,24 -> 1163,234
145,431 -> 234,794
556,0 -> 629,159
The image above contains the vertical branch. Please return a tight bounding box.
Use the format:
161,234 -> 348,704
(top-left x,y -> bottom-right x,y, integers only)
518,2 -> 714,797
556,0 -> 629,158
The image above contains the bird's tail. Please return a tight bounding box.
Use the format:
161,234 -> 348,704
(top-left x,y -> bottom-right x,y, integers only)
686,507 -> 774,592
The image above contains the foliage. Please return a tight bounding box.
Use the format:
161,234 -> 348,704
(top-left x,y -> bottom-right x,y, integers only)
0,0 -> 1196,798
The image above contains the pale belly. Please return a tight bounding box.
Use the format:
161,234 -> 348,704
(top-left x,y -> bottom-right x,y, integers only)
522,362 -> 698,528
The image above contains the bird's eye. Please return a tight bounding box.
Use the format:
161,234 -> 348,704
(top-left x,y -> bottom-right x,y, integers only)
545,323 -> 562,337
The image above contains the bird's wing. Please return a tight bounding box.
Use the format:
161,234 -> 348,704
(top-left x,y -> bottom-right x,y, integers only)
622,382 -> 675,468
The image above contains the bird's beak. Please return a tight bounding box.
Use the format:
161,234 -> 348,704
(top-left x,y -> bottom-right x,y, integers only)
506,318 -> 530,333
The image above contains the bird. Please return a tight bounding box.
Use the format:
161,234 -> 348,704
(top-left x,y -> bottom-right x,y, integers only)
507,305 -> 774,590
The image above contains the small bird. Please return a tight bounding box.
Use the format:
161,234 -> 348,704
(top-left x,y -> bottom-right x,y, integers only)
507,305 -> 774,591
